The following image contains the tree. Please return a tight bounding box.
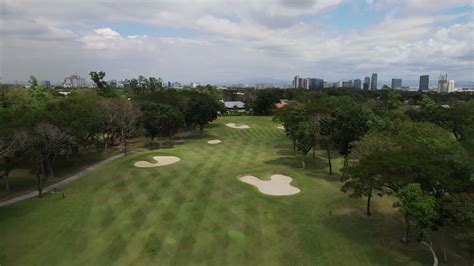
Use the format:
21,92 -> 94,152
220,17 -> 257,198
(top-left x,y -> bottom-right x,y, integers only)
30,123 -> 75,197
141,102 -> 185,147
394,183 -> 437,243
45,90 -> 102,148
99,99 -> 141,155
0,132 -> 28,191
185,93 -> 222,134
273,103 -> 307,154
252,89 -> 280,115
320,98 -> 371,181
294,119 -> 318,168
90,71 -> 114,96
28,75 -> 38,89
343,132 -> 400,215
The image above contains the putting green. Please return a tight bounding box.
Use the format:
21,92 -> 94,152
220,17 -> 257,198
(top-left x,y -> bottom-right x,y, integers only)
0,116 -> 455,265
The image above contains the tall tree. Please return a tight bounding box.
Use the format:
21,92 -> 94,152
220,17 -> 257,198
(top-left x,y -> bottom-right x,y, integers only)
0,132 -> 28,191
185,93 -> 222,134
320,98 -> 371,181
294,119 -> 318,168
141,102 -> 185,147
394,183 -> 437,244
90,71 -> 114,96
28,75 -> 38,89
30,123 -> 75,197
343,132 -> 400,215
273,103 -> 307,154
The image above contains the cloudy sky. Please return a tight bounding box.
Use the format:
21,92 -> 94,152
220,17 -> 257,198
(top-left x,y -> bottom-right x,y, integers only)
1,0 -> 473,84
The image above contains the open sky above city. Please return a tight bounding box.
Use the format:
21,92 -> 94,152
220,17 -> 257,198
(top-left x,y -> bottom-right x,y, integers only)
1,0 -> 473,83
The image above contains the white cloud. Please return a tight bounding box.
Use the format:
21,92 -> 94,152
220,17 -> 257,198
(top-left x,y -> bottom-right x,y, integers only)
0,0 -> 473,83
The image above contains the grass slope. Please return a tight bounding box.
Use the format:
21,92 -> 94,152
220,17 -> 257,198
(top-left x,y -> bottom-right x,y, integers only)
0,116 -> 464,265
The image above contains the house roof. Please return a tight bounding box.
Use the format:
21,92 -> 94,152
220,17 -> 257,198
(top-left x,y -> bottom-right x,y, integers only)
224,101 -> 245,109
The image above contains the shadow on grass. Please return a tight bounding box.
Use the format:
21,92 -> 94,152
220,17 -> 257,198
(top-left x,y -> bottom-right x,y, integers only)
319,210 -> 437,265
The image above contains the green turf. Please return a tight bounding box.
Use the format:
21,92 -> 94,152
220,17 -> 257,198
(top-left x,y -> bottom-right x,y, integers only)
0,116 -> 468,265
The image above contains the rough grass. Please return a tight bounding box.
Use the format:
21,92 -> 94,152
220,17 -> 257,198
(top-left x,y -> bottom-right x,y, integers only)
0,116 -> 469,265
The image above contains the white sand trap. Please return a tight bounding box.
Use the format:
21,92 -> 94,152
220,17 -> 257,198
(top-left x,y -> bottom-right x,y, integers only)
134,156 -> 181,168
277,126 -> 285,130
207,139 -> 222,144
239,174 -> 300,196
226,123 -> 250,129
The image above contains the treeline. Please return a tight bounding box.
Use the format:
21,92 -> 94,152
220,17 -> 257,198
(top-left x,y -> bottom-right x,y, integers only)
0,72 -> 224,197
274,90 -> 474,264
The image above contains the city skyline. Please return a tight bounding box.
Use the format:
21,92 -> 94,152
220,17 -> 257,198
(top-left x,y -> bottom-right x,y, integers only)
1,0 -> 473,83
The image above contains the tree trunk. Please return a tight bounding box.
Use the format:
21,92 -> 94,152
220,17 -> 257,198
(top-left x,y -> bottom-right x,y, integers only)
366,187 -> 372,216
36,171 -> 43,198
124,139 -> 128,155
199,124 -> 203,135
4,174 -> 10,192
104,133 -> 108,150
293,140 -> 296,155
312,144 -> 316,159
421,241 -> 438,266
326,144 -> 332,175
340,154 -> 348,182
302,152 -> 306,169
402,215 -> 410,244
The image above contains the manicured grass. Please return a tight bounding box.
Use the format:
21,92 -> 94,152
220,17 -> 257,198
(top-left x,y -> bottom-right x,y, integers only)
0,116 -> 469,265
0,147 -> 121,200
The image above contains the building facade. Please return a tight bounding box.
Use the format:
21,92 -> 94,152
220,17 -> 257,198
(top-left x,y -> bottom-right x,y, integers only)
448,80 -> 455,93
371,73 -> 378,90
363,77 -> 370,90
63,75 -> 85,88
419,75 -> 429,91
354,79 -> 362,89
438,73 -> 448,93
391,78 -> 402,90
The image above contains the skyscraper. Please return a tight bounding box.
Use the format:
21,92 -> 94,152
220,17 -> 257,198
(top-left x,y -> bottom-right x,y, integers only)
448,80 -> 455,93
419,75 -> 429,91
307,78 -> 324,89
391,78 -> 402,90
354,79 -> 362,89
63,74 -> 85,88
438,73 -> 448,93
363,77 -> 370,90
371,73 -> 377,90
293,75 -> 304,89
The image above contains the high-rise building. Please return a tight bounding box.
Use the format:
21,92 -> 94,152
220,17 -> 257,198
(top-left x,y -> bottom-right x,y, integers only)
293,75 -> 304,89
293,75 -> 324,89
354,79 -> 362,89
391,78 -> 402,90
63,74 -> 85,88
41,80 -> 51,88
342,80 -> 353,88
448,80 -> 455,93
323,82 -> 333,88
363,77 -> 370,90
307,78 -> 324,89
419,75 -> 429,91
371,73 -> 378,90
438,73 -> 448,93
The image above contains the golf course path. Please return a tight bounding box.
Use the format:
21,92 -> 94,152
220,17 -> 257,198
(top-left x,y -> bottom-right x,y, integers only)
0,153 -> 125,207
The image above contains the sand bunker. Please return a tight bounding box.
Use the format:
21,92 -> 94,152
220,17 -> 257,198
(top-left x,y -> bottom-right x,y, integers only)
207,139 -> 222,144
239,174 -> 300,196
134,156 -> 181,168
277,126 -> 285,130
226,123 -> 250,129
